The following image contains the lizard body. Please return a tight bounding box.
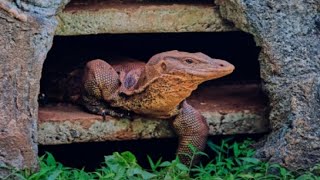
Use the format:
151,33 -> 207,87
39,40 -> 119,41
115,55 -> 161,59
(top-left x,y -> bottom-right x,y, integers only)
82,50 -> 234,165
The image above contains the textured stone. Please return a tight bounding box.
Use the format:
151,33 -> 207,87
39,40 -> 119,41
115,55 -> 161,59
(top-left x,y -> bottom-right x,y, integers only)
55,1 -> 236,35
38,84 -> 268,144
216,0 -> 320,170
4,0 -> 318,174
0,0 -> 69,176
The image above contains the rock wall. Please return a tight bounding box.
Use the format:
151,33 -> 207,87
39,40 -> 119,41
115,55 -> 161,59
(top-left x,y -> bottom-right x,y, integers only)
0,0 -> 69,176
216,0 -> 320,170
0,0 -> 319,174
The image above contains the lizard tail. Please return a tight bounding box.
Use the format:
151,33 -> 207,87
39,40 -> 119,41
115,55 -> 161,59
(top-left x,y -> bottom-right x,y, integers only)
172,101 -> 209,166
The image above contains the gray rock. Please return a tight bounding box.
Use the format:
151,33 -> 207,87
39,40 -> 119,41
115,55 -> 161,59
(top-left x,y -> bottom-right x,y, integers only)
1,0 -> 318,174
55,1 -> 235,35
38,84 -> 268,144
0,0 -> 69,176
216,0 -> 320,170
38,107 -> 268,145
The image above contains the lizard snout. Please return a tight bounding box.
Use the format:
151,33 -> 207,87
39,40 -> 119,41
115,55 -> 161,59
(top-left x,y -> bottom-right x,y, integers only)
210,59 -> 235,73
200,59 -> 235,80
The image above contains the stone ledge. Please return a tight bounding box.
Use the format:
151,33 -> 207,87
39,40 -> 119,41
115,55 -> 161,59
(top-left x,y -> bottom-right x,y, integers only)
38,84 -> 269,145
55,1 -> 236,35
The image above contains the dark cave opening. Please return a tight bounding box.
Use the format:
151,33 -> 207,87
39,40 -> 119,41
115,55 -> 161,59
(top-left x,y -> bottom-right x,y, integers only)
39,32 -> 265,170
41,32 -> 261,89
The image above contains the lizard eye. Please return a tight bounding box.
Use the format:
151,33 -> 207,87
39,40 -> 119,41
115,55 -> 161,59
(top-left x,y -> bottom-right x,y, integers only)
161,62 -> 167,71
185,59 -> 194,64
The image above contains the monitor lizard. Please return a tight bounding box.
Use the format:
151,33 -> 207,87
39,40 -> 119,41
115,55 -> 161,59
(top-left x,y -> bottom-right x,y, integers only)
81,50 -> 235,165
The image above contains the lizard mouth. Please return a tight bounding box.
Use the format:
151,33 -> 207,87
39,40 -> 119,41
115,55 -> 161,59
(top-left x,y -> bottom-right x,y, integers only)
192,60 -> 235,79
197,68 -> 234,79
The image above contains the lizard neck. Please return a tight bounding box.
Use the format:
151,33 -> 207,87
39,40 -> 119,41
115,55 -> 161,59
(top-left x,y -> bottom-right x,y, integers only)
134,65 -> 162,93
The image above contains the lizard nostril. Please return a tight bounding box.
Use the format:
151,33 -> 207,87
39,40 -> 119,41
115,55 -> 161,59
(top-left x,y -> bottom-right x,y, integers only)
219,64 -> 224,67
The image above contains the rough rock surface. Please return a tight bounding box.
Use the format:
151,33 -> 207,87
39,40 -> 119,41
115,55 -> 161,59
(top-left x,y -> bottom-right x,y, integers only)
55,1 -> 236,35
216,0 -> 320,170
38,84 -> 268,145
0,0 -> 69,176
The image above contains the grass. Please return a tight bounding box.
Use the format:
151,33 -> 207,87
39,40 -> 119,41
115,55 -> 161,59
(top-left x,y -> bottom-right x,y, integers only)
2,139 -> 320,180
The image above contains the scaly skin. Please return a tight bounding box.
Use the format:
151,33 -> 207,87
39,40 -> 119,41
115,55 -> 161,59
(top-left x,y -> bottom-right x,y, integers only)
81,50 -> 235,165
173,101 -> 209,165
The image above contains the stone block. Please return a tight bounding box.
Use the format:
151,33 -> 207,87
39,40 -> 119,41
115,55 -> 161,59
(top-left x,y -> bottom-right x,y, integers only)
38,84 -> 268,144
56,1 -> 236,35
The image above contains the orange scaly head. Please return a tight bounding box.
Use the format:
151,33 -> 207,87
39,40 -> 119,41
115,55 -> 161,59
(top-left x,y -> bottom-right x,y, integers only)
146,50 -> 235,82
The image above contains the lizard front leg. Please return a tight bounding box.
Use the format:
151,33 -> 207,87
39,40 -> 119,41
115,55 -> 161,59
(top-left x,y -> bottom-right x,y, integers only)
81,59 -> 128,118
172,101 -> 209,166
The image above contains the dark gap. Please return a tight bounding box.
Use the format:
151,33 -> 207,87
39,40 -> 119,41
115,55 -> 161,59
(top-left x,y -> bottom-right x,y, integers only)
39,32 -> 263,170
39,134 -> 266,171
41,32 -> 261,96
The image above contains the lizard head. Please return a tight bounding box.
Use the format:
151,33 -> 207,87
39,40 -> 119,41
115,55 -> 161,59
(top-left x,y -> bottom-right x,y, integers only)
146,50 -> 235,81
